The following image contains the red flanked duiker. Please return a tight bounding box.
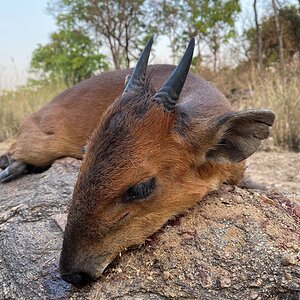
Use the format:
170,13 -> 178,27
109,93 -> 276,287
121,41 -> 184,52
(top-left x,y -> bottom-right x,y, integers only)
59,38 -> 275,286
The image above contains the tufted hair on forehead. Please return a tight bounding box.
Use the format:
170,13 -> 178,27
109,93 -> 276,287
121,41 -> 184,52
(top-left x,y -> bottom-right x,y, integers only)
117,78 -> 157,119
75,76 -> 166,202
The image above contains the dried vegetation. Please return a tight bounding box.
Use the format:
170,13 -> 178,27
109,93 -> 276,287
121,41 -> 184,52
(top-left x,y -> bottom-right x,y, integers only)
1,63 -> 300,150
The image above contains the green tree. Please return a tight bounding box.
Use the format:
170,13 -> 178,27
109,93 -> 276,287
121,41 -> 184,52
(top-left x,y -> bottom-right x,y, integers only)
48,0 -> 157,69
154,0 -> 187,63
155,0 -> 241,71
32,0 -> 242,80
30,28 -> 108,86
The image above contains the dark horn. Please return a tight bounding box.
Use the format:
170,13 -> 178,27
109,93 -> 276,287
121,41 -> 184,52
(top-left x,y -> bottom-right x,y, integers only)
123,37 -> 154,94
154,38 -> 195,112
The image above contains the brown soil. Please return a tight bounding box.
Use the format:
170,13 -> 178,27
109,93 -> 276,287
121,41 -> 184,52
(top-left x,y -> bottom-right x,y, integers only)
246,151 -> 300,194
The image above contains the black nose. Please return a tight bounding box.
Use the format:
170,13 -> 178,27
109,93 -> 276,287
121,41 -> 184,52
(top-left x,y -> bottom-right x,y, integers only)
61,272 -> 94,286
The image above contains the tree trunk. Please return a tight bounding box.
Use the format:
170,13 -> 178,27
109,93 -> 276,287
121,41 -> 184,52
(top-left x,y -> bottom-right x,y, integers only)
213,46 -> 217,73
272,0 -> 284,67
111,48 -> 121,70
253,0 -> 263,69
170,33 -> 177,64
124,22 -> 130,68
196,37 -> 202,70
212,31 -> 219,73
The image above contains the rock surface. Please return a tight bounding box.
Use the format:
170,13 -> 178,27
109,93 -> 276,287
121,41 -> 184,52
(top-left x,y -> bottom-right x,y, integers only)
0,158 -> 299,300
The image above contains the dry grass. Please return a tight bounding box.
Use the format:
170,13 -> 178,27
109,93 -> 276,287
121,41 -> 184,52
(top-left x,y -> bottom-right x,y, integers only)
248,67 -> 300,150
201,63 -> 300,151
1,64 -> 299,151
0,82 -> 66,142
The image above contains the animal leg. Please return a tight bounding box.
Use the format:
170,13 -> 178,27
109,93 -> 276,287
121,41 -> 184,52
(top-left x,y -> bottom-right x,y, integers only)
0,161 -> 27,183
225,163 -> 267,190
238,175 -> 267,191
0,154 -> 12,169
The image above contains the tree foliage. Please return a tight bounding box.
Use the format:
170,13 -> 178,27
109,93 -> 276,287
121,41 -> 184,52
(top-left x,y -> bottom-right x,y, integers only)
30,28 -> 108,86
155,0 -> 240,71
246,5 -> 300,66
48,0 -> 157,69
31,0 -> 243,81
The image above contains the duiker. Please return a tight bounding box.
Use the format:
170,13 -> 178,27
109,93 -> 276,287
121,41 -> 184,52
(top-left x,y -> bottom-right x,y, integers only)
58,38 -> 275,285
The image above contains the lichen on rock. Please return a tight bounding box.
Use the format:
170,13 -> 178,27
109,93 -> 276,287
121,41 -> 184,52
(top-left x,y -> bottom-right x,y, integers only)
0,158 -> 299,299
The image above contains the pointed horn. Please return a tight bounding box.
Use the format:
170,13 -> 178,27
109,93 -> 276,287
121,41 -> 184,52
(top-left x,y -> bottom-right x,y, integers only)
154,38 -> 195,112
123,37 -> 153,94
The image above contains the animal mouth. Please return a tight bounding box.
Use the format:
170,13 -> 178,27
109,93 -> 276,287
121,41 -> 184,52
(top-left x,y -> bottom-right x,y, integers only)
112,212 -> 130,227
60,212 -> 131,286
90,252 -> 119,281
60,252 -> 116,286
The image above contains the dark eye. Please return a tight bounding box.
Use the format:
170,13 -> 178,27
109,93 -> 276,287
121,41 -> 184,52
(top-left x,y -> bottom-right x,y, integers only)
123,177 -> 156,203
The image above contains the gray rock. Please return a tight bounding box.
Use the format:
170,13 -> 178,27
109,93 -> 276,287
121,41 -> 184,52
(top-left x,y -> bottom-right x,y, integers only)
0,158 -> 299,300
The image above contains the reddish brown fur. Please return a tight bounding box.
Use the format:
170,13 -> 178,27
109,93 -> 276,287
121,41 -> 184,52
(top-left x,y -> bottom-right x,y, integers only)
7,65 -> 230,166
2,64 -> 274,284
58,67 -> 257,282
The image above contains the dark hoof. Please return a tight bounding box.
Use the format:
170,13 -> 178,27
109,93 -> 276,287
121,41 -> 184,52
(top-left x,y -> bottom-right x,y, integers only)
0,154 -> 12,169
239,176 -> 267,191
0,161 -> 27,183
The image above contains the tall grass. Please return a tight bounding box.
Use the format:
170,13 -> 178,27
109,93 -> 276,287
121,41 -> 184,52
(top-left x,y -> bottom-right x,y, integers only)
247,67 -> 300,151
0,82 -> 66,142
202,63 -> 300,151
1,64 -> 299,150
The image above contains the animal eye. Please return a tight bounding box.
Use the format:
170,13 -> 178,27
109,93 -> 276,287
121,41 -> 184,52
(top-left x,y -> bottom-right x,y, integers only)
123,177 -> 156,203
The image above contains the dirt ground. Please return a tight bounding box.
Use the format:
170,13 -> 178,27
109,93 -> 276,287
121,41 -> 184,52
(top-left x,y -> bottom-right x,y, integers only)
0,140 -> 299,193
246,151 -> 300,194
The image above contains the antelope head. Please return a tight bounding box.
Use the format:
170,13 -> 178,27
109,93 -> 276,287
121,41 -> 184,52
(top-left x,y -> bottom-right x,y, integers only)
59,38 -> 275,285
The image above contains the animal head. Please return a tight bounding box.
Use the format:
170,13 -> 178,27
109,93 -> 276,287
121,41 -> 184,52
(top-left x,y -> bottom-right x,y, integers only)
59,38 -> 275,285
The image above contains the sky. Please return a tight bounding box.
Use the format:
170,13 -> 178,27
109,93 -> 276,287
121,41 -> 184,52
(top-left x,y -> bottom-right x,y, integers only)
0,0 -> 298,90
0,1 -> 57,89
0,0 -> 168,90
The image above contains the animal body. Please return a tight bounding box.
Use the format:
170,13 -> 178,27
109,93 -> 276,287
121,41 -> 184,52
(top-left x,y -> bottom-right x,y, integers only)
0,38 -> 275,286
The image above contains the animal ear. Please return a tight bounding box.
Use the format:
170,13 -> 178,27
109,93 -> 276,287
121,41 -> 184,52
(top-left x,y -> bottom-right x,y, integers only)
205,109 -> 275,163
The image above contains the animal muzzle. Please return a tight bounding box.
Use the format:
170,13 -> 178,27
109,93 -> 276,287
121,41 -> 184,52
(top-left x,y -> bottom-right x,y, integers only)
60,271 -> 95,286
59,248 -> 114,286
59,258 -> 100,286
